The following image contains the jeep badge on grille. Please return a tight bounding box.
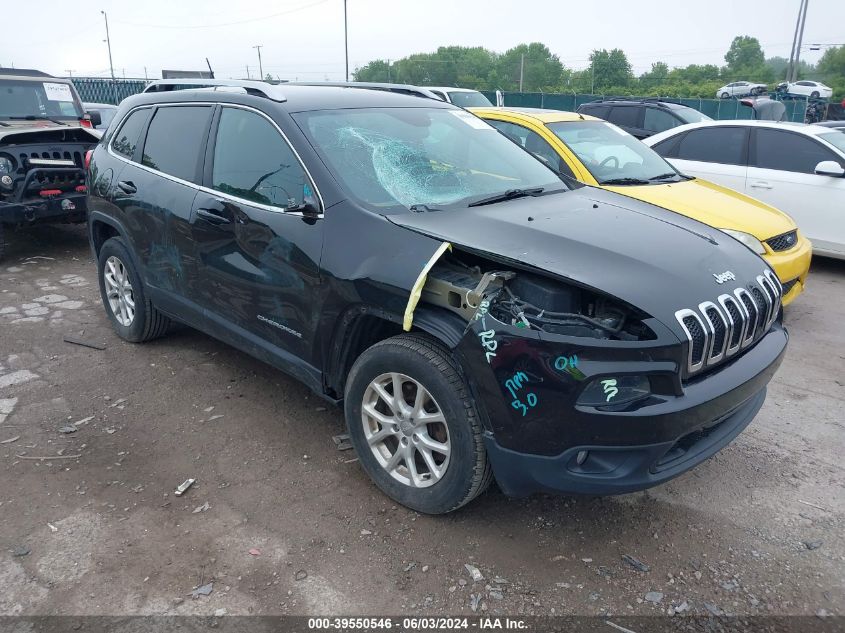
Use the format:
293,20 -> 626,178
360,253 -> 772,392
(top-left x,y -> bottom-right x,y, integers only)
713,270 -> 736,284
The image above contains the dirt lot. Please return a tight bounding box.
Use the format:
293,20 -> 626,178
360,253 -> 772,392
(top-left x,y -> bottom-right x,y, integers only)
0,224 -> 842,619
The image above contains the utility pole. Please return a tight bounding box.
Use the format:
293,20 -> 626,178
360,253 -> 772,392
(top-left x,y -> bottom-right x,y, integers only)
519,54 -> 524,92
253,45 -> 264,79
792,0 -> 810,83
100,10 -> 117,104
387,59 -> 390,83
786,0 -> 804,82
245,65 -> 251,79
344,0 -> 349,81
144,66 -> 148,81
64,69 -> 74,78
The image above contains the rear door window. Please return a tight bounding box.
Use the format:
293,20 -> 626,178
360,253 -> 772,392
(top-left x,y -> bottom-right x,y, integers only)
674,127 -> 748,165
752,128 -> 840,174
141,106 -> 213,182
608,106 -> 642,129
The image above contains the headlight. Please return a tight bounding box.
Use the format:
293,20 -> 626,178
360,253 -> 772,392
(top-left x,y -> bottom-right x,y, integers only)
0,155 -> 14,176
719,229 -> 766,255
577,375 -> 651,407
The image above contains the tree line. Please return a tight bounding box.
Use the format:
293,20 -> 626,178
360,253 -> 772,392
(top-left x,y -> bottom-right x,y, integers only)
353,36 -> 845,100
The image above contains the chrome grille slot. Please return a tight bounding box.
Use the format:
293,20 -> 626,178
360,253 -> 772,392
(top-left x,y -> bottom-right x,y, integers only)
718,294 -> 744,355
699,301 -> 727,364
675,308 -> 708,373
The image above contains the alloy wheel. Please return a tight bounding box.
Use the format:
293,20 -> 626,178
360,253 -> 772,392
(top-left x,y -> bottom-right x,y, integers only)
361,372 -> 451,488
104,255 -> 135,326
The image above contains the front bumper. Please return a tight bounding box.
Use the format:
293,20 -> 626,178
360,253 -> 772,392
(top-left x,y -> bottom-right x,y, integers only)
458,314 -> 787,497
764,233 -> 812,306
0,193 -> 87,226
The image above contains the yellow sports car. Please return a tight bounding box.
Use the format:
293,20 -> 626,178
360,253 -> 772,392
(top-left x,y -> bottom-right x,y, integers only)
470,107 -> 812,305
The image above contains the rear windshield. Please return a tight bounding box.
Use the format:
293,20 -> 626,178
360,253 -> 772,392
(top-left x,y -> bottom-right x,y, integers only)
447,91 -> 493,108
0,79 -> 84,120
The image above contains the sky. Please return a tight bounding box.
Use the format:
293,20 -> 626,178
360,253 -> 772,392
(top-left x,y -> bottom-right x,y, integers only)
1,0 -> 843,81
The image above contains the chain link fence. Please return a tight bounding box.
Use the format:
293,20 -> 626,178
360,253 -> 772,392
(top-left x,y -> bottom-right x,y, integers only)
479,91 -> 810,122
71,78 -> 151,105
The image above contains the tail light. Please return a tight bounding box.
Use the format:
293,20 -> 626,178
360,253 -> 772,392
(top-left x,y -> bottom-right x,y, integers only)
80,115 -> 93,129
85,150 -> 93,170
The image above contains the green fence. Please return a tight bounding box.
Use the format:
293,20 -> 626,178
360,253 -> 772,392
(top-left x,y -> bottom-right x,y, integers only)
72,78 -> 150,105
479,91 -> 809,122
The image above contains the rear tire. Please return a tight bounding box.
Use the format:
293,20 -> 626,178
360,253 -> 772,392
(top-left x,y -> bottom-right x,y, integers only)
721,92 -> 730,99
97,237 -> 170,343
344,334 -> 492,514
810,91 -> 820,99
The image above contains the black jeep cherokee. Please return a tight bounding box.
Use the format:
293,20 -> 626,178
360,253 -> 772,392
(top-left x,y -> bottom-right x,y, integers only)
87,81 -> 787,514
0,69 -> 100,258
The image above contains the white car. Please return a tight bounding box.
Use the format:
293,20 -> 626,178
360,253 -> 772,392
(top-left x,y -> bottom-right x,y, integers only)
645,120 -> 845,259
786,81 -> 833,99
717,81 -> 768,99
425,87 -> 493,108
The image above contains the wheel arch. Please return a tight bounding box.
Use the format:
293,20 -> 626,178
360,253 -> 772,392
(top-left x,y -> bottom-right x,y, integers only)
324,303 -> 468,400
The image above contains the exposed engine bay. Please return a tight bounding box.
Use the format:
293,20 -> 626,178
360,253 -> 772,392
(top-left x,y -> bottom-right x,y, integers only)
421,250 -> 654,341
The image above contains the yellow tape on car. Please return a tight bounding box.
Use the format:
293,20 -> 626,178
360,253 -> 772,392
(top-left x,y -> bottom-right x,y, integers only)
403,241 -> 452,331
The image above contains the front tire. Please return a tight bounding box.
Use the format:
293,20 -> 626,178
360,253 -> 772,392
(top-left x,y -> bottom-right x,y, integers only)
344,334 -> 492,514
97,237 -> 170,343
810,91 -> 820,99
721,92 -> 730,99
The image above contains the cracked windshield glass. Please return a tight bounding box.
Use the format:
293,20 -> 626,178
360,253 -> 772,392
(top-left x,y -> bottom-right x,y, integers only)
295,107 -> 565,210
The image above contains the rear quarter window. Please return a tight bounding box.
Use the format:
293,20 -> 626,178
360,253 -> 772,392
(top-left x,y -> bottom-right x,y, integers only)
111,108 -> 151,159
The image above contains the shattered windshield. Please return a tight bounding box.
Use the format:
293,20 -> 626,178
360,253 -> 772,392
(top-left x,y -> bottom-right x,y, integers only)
294,107 -> 564,210
548,120 -> 681,185
0,79 -> 84,120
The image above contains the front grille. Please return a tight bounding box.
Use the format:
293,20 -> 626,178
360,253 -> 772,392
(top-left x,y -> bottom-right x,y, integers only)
675,269 -> 781,376
766,230 -> 798,252
781,278 -> 798,295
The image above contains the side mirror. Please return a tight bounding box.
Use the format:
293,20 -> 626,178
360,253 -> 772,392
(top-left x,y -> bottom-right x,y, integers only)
288,184 -> 321,218
814,160 -> 845,177
86,111 -> 102,127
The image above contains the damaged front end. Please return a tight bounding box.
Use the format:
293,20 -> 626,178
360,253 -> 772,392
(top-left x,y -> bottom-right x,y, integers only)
407,245 -> 785,497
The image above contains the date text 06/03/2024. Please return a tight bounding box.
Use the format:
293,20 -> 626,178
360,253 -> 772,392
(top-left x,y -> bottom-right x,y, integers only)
306,616 -> 528,630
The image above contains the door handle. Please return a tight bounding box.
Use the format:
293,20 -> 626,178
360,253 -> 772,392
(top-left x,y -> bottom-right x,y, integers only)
196,202 -> 231,224
749,180 -> 773,190
117,180 -> 137,194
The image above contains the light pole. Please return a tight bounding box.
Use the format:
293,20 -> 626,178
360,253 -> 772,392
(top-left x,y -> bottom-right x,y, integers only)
253,45 -> 264,80
101,10 -> 117,104
344,0 -> 349,82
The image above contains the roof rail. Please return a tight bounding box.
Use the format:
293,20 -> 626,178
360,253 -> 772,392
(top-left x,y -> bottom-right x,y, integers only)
590,96 -> 684,106
287,81 -> 443,101
143,78 -> 287,102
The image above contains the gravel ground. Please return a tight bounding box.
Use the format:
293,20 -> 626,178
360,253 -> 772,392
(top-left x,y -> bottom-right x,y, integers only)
0,224 -> 842,618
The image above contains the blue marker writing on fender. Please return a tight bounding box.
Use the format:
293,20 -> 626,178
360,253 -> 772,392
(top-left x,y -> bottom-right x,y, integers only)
554,354 -> 578,372
505,370 -> 537,417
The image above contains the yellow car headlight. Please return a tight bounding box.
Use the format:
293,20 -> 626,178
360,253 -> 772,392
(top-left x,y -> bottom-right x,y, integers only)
719,229 -> 766,255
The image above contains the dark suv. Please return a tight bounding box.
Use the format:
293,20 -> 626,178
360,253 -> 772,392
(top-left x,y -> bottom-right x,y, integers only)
0,69 -> 101,258
87,81 -> 787,513
577,98 -> 712,139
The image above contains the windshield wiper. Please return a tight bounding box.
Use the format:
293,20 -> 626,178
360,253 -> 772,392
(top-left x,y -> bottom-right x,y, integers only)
467,187 -> 545,208
599,177 -> 650,186
648,172 -> 681,182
